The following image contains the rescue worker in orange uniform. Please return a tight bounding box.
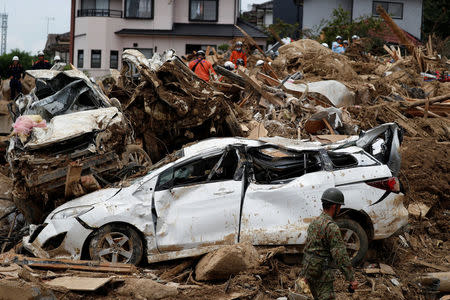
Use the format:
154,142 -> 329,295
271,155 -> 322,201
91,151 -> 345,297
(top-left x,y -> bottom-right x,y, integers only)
229,41 -> 247,67
32,51 -> 52,70
188,50 -> 216,82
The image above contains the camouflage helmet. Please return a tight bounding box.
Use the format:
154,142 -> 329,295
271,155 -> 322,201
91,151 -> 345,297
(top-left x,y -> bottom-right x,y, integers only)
321,188 -> 345,205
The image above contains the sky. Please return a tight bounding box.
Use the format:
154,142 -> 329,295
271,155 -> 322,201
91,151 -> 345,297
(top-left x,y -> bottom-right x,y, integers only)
3,0 -> 71,54
2,0 -> 264,54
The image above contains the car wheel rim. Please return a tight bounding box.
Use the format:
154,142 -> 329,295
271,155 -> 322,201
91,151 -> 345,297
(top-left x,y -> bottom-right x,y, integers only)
340,228 -> 360,258
128,151 -> 149,167
97,232 -> 133,263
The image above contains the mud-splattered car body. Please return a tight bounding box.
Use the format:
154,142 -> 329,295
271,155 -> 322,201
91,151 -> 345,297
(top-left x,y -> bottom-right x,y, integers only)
23,123 -> 408,264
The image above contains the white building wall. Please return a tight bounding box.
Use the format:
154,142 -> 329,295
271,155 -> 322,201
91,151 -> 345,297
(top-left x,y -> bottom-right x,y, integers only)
174,0 -> 237,24
302,0 -> 352,31
352,0 -> 422,38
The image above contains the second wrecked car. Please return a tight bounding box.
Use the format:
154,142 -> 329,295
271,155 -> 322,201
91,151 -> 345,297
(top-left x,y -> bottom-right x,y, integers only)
23,123 -> 408,266
8,69 -> 151,223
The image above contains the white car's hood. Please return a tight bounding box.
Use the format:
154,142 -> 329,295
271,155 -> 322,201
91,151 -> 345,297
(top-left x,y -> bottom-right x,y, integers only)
46,188 -> 121,221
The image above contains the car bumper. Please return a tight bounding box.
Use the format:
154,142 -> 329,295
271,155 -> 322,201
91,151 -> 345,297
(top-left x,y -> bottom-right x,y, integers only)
23,217 -> 93,260
369,193 -> 409,240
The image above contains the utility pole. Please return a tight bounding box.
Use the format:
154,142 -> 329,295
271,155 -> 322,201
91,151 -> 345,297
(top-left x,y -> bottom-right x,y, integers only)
46,16 -> 55,35
0,13 -> 7,55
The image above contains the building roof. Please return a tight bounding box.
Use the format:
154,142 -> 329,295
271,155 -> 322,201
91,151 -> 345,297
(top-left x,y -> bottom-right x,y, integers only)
45,32 -> 71,52
115,19 -> 268,39
370,22 -> 421,46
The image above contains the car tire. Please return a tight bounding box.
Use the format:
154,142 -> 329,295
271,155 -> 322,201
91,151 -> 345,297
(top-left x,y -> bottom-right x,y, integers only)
122,145 -> 152,167
335,219 -> 368,266
88,223 -> 143,265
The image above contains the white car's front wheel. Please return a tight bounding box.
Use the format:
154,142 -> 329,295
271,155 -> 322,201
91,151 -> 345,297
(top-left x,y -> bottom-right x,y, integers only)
335,219 -> 369,266
89,224 -> 143,265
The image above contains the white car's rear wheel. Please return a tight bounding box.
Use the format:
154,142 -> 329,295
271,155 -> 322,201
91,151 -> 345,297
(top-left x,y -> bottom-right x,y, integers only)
89,224 -> 143,265
335,219 -> 368,266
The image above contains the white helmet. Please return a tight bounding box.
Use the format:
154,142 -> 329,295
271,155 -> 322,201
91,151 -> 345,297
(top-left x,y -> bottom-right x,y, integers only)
38,51 -> 44,56
12,56 -> 19,61
224,61 -> 235,70
54,55 -> 61,61
336,35 -> 343,40
352,35 -> 360,40
343,40 -> 349,45
236,41 -> 243,46
321,43 -> 329,48
256,59 -> 265,66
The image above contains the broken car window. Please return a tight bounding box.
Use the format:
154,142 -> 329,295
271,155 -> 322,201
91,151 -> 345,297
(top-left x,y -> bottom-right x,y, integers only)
327,151 -> 358,169
249,147 -> 322,184
155,150 -> 239,190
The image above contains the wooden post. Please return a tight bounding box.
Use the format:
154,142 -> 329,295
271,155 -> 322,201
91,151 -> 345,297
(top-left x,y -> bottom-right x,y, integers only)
376,5 -> 415,54
234,24 -> 268,59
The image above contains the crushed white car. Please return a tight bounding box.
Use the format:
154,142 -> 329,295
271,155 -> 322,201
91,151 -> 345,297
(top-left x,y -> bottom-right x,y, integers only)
23,123 -> 408,265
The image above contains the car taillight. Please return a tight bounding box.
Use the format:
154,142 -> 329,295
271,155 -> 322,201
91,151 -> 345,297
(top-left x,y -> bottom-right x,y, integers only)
366,177 -> 400,192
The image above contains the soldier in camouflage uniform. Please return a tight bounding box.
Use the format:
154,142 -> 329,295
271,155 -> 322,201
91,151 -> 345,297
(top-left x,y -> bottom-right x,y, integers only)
301,188 -> 358,300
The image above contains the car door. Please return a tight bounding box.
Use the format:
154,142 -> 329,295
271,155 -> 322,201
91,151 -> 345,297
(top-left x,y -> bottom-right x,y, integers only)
240,147 -> 335,245
153,149 -> 242,252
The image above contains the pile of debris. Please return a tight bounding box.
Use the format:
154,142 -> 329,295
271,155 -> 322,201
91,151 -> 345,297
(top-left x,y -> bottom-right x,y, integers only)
104,49 -> 243,162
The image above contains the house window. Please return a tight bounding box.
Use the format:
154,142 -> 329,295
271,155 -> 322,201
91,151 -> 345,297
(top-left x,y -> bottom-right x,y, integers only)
372,1 -> 403,19
189,0 -> 218,22
125,0 -> 153,19
110,50 -> 119,69
91,50 -> 101,68
77,50 -> 84,68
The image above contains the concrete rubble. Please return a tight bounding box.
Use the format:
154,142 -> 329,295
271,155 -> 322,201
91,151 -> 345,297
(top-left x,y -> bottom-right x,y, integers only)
0,17 -> 449,300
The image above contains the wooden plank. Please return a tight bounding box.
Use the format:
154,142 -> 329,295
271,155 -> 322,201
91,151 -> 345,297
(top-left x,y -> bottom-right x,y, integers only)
234,24 -> 268,59
384,105 -> 420,136
413,259 -> 450,272
11,256 -> 135,273
237,67 -> 284,107
46,276 -> 112,291
256,72 -> 280,87
262,63 -> 279,80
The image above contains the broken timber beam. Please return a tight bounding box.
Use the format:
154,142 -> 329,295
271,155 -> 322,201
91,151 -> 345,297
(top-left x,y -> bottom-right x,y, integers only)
214,65 -> 246,86
376,5 -> 415,54
256,72 -> 281,87
404,94 -> 450,108
234,24 -> 268,59
237,67 -> 284,107
268,27 -> 284,45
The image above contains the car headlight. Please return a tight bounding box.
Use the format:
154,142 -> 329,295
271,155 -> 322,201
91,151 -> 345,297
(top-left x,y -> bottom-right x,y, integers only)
52,206 -> 93,219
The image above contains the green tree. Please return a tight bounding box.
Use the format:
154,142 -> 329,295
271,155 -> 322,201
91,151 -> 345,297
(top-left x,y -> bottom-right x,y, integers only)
321,7 -> 384,53
0,49 -> 36,79
423,0 -> 450,39
267,19 -> 302,44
